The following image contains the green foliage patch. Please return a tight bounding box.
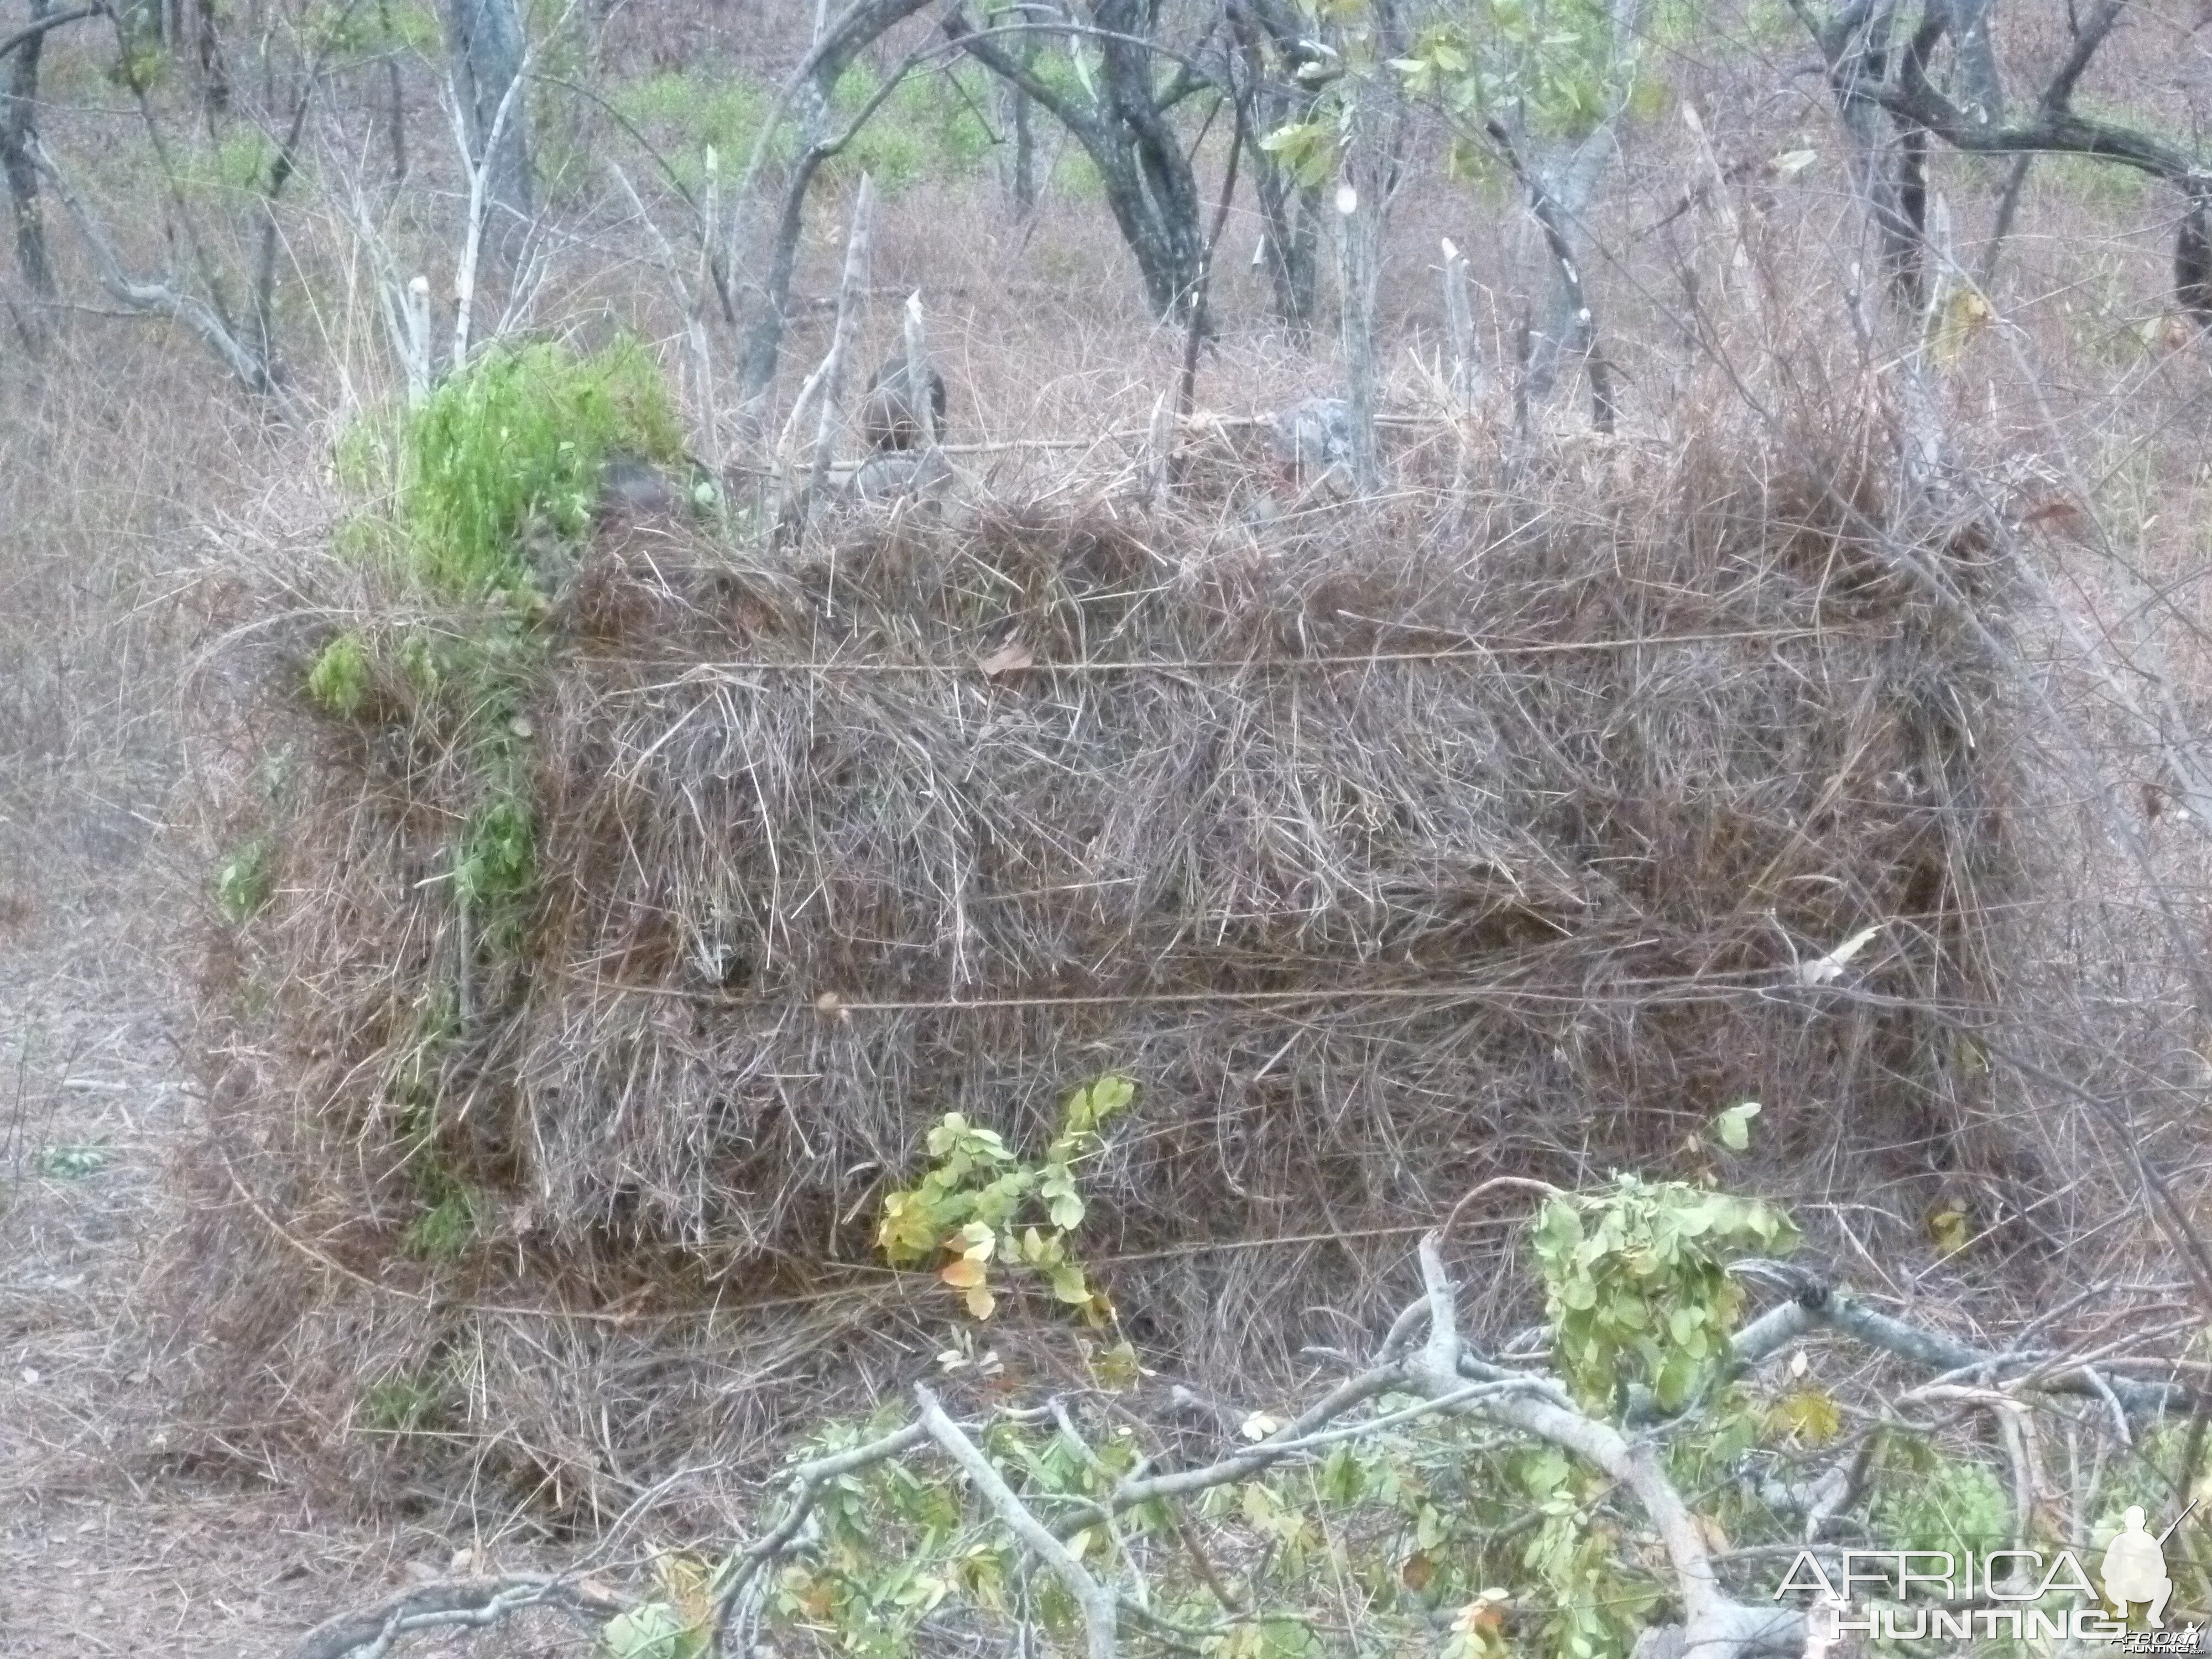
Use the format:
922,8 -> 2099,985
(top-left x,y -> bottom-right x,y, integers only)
403,1181 -> 485,1261
216,838 -> 274,922
878,1074 -> 1134,1321
612,61 -> 999,196
453,792 -> 538,946
1534,1172 -> 1798,1413
395,337 -> 682,598
306,631 -> 373,717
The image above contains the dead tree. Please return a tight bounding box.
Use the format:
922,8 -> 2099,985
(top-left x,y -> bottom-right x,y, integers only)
0,0 -> 101,300
441,0 -> 531,267
1798,0 -> 2210,322
22,2 -> 346,414
945,2 -> 1214,324
718,0 -> 938,423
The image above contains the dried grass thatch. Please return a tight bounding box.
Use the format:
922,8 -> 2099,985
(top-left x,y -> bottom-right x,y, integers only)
169,409 -> 2032,1517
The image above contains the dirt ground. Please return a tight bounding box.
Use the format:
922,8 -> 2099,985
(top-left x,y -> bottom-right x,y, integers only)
0,914 -> 593,1658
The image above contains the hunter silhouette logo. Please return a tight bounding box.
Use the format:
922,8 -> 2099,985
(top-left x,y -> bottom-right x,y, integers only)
2105,1504 -> 2193,1628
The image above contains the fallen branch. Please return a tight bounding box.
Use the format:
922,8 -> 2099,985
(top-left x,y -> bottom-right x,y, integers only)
290,1574 -> 629,1659
1728,1265 -> 2193,1417
917,1384 -> 1119,1659
292,1234 -> 2190,1659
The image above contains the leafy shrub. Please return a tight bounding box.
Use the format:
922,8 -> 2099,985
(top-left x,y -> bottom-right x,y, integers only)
454,793 -> 537,945
877,1074 -> 1134,1320
611,71 -> 785,193
612,63 -> 998,196
396,338 -> 684,597
361,1357 -> 457,1433
302,0 -> 440,60
1870,1438 -> 2012,1557
40,1144 -> 111,1180
1533,1173 -> 1798,1412
830,63 -> 996,190
306,631 -> 373,717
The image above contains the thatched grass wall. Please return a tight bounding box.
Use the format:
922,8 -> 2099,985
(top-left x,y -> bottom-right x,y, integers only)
170,419 -> 2031,1515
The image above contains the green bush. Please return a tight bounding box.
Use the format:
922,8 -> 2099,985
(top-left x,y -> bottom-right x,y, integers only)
301,0 -> 440,60
830,63 -> 997,191
456,795 -> 535,909
306,632 -> 373,717
396,338 -> 684,597
612,62 -> 1000,197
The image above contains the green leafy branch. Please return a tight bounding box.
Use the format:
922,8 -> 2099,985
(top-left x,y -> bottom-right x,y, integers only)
877,1074 -> 1134,1320
300,1102 -> 2200,1659
1535,1171 -> 1799,1415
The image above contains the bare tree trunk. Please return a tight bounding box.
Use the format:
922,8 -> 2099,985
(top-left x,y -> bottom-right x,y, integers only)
381,0 -> 406,181
2,0 -> 55,298
1491,119 -> 1615,432
1337,165 -> 1383,490
1810,0 -> 1929,308
194,0 -> 226,112
1939,0 -> 2002,122
1441,236 -> 1481,409
1006,49 -> 1034,216
723,0 -> 938,424
989,5 -> 1035,218
1507,0 -> 1648,397
1230,0 -> 1324,331
442,0 -> 530,263
948,2 -> 1208,322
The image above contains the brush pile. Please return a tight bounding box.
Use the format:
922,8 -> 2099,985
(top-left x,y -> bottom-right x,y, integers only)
171,372 -> 2028,1512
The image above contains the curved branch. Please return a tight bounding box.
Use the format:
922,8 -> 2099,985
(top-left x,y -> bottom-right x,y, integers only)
29,134 -> 304,419
0,2 -> 100,61
289,1574 -> 628,1659
728,2 -> 937,404
917,1385 -> 1119,1659
943,8 -> 1108,145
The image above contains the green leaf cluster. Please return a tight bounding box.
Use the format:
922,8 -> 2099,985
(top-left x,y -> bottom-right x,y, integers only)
1533,1176 -> 1798,1413
300,0 -> 440,60
401,1181 -> 483,1261
1395,1 -> 1642,145
216,838 -> 274,923
455,795 -> 536,914
599,1556 -> 715,1659
1870,1434 -> 2012,1556
306,631 -> 374,717
877,1075 -> 1134,1321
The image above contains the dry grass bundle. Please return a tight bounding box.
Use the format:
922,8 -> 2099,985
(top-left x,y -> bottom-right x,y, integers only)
168,406 -> 2032,1518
